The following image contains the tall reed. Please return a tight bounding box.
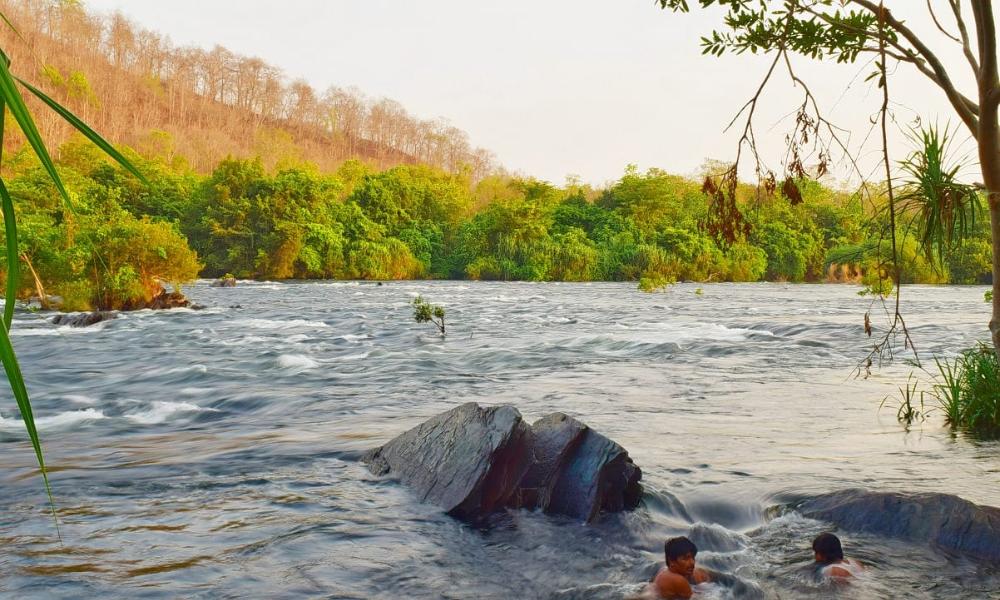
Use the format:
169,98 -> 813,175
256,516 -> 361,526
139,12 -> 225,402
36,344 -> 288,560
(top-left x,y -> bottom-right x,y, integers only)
931,344 -> 1000,433
0,17 -> 146,523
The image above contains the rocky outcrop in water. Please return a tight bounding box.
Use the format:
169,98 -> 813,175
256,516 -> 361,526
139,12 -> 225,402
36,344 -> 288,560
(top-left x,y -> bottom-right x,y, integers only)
362,403 -> 643,523
211,275 -> 237,287
120,287 -> 204,311
510,412 -> 643,521
146,288 -> 193,309
798,489 -> 1000,562
52,311 -> 117,327
363,403 -> 533,520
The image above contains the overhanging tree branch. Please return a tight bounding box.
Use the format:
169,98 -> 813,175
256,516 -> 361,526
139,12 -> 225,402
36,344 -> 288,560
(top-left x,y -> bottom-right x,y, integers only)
948,0 -> 981,75
850,0 -> 980,133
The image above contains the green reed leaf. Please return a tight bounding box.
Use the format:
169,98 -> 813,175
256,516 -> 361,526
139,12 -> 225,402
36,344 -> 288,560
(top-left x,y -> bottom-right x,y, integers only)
0,306 -> 59,536
0,178 -> 17,331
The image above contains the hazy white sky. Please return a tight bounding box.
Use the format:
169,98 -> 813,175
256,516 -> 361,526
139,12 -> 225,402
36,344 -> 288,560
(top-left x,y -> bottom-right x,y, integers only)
86,1 -> 978,186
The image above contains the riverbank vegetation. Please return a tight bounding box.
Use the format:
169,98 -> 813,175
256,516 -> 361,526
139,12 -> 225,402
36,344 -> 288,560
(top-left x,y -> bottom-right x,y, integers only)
0,139 -> 991,310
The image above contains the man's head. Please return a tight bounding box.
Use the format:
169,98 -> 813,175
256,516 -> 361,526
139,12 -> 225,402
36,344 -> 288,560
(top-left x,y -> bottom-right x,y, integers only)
812,532 -> 844,564
664,536 -> 698,577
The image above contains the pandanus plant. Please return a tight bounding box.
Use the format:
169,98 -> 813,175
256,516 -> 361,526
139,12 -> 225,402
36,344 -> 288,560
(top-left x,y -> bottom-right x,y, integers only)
0,16 -> 146,523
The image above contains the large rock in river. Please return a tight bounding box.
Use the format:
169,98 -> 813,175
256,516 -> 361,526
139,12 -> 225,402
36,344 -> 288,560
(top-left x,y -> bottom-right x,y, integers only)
362,402 -> 533,521
363,404 -> 643,523
510,412 -> 643,521
52,311 -> 117,327
798,489 -> 1000,562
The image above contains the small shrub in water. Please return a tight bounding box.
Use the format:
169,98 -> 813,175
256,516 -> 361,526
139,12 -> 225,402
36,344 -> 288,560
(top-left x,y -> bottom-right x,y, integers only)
638,274 -> 674,293
412,295 -> 445,336
881,373 -> 925,425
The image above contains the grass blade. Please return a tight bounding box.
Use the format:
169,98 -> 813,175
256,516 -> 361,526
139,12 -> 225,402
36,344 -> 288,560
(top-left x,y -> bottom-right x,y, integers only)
0,178 -> 17,330
17,77 -> 148,185
0,303 -> 59,536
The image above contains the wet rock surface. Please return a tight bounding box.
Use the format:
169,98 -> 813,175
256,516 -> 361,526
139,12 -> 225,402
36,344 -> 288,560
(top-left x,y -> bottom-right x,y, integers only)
363,403 -> 642,523
362,402 -> 533,520
799,489 -> 1000,562
145,289 -> 194,310
51,311 -> 117,327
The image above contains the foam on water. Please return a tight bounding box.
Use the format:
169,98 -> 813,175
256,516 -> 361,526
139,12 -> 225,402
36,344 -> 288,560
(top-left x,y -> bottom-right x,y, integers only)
126,401 -> 210,425
64,394 -> 98,405
336,333 -> 370,342
11,323 -> 109,336
238,318 -> 329,330
276,354 -> 319,373
0,408 -> 105,430
334,352 -> 370,361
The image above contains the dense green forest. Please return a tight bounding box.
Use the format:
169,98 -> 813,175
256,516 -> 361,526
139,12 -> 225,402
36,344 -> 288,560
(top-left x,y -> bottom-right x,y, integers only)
0,135 -> 991,311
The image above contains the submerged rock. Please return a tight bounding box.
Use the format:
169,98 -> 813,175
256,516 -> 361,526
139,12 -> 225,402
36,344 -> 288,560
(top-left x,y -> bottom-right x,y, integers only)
52,311 -> 117,327
362,402 -> 533,520
798,489 -> 1000,562
211,275 -> 237,287
363,404 -> 643,523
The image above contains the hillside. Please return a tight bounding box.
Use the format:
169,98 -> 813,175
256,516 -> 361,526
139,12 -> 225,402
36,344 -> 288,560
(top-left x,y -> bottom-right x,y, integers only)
0,0 -> 496,176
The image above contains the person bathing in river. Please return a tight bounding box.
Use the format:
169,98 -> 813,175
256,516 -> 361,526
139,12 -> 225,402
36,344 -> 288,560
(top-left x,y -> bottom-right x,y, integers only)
650,536 -> 711,599
812,533 -> 863,579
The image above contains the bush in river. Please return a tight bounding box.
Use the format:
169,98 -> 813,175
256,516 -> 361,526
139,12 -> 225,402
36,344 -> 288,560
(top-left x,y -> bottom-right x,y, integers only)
932,344 -> 1000,433
412,295 -> 445,336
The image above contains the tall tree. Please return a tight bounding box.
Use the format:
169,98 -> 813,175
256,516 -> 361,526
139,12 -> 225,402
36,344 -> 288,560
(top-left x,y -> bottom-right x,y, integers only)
657,1 -> 999,351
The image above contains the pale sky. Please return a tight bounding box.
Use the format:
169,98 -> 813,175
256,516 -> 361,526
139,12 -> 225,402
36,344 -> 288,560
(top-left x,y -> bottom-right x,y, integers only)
86,1 -> 979,186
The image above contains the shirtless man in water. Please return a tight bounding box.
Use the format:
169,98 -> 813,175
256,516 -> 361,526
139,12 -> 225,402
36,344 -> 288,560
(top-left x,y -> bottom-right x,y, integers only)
812,532 -> 864,579
650,536 -> 711,599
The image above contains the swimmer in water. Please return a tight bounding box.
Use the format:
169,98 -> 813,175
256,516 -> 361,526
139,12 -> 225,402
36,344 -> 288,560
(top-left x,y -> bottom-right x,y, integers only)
651,536 -> 711,599
812,532 -> 863,579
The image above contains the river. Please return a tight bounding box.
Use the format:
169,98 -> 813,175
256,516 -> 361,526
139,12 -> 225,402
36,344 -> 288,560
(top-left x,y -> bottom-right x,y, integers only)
1,281 -> 998,599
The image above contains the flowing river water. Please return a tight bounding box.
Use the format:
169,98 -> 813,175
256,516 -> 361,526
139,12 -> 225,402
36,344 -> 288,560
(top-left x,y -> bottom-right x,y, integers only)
2,281 -> 999,599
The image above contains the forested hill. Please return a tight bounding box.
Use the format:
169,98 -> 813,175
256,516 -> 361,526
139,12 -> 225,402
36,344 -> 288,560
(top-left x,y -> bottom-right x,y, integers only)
0,0 -> 496,176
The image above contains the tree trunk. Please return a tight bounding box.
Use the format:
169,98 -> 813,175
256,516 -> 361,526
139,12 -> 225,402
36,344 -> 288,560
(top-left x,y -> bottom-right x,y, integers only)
983,147 -> 1000,354
969,0 -> 1000,354
20,254 -> 49,310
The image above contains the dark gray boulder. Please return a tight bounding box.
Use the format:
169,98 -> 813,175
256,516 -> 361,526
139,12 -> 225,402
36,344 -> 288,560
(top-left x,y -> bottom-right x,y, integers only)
362,402 -> 533,521
509,412 -> 588,511
798,489 -> 1000,562
52,311 -> 117,327
545,425 -> 643,521
363,404 -> 642,524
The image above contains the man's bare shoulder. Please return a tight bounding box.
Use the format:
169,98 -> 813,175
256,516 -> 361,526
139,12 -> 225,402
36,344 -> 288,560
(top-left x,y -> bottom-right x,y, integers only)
653,568 -> 693,599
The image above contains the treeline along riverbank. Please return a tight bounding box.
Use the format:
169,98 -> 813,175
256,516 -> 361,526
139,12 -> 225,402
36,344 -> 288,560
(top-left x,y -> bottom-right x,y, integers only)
0,136 -> 991,311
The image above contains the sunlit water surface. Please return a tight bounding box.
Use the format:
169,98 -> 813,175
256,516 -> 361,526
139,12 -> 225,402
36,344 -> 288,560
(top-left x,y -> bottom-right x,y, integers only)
2,281 -> 999,599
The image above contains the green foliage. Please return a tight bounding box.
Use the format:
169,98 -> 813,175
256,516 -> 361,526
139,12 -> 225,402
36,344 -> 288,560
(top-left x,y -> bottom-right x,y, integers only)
412,295 -> 446,336
0,18 -> 155,526
881,373 -> 926,426
897,124 -> 982,266
638,273 -> 674,293
657,1 -> 888,64
931,345 -> 1000,433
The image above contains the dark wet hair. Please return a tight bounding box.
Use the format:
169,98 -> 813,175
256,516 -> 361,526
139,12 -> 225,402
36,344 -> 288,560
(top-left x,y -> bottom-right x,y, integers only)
812,532 -> 844,562
664,536 -> 698,563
